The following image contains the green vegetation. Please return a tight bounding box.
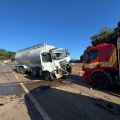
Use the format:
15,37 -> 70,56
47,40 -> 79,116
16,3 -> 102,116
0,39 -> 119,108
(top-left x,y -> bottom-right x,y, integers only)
0,49 -> 16,60
91,21 -> 120,46
80,20 -> 120,62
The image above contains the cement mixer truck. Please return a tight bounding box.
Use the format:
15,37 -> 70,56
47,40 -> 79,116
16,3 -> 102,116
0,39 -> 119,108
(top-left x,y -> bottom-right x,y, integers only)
15,43 -> 72,80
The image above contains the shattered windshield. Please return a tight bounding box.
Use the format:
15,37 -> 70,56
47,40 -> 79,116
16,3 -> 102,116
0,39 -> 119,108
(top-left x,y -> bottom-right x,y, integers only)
52,49 -> 69,60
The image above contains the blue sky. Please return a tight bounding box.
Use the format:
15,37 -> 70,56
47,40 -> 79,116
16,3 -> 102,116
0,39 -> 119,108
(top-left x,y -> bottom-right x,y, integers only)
0,0 -> 120,58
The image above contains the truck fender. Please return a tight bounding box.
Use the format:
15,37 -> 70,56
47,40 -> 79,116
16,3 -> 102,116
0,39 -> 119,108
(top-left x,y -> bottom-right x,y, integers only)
17,65 -> 28,69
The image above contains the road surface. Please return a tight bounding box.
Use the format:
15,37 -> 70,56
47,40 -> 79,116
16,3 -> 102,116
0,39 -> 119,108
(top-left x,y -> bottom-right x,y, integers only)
0,63 -> 120,120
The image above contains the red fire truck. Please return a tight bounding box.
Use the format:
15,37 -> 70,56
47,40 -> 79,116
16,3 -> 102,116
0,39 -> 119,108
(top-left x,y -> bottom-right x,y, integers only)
82,38 -> 120,89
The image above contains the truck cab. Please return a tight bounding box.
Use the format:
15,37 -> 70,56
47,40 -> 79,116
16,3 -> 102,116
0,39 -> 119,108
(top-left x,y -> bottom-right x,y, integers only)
82,43 -> 118,89
40,48 -> 71,79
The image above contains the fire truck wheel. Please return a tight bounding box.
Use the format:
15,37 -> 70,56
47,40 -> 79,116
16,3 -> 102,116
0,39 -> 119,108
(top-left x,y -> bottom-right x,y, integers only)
42,71 -> 52,81
91,72 -> 111,89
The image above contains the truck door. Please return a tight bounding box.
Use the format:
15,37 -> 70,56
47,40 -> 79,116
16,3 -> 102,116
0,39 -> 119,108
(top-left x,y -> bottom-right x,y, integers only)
41,53 -> 55,72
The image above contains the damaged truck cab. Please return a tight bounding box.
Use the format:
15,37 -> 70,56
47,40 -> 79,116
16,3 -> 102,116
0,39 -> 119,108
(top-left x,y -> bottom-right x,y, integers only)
15,43 -> 72,81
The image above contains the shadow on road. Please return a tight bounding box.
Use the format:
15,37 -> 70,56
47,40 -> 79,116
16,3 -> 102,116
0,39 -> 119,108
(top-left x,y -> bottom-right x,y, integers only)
24,73 -> 43,81
24,85 -> 120,120
67,74 -> 120,98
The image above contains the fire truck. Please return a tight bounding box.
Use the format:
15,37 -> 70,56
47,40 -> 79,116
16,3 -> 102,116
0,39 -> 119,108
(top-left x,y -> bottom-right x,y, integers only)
82,38 -> 120,89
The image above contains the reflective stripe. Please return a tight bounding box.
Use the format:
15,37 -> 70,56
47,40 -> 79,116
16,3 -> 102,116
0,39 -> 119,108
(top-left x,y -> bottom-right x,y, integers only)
109,49 -> 117,66
83,61 -> 112,69
84,62 -> 102,69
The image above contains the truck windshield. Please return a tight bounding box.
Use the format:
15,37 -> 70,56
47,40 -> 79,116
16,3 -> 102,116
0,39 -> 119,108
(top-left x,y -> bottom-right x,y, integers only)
84,50 -> 98,63
52,49 -> 69,60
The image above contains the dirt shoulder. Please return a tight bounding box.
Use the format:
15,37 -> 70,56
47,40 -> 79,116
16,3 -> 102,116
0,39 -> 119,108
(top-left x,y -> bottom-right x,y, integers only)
0,95 -> 30,120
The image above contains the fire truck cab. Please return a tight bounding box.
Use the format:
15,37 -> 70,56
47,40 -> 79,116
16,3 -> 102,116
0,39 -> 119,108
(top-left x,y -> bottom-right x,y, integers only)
82,43 -> 119,89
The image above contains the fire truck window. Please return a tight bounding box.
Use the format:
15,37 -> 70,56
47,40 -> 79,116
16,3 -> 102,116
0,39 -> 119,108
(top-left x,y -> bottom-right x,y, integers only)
85,50 -> 97,63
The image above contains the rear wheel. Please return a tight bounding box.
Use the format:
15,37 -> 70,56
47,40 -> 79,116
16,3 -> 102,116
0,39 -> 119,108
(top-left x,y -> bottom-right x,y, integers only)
91,72 -> 111,89
16,67 -> 20,73
16,66 -> 26,74
31,70 -> 38,77
21,67 -> 26,74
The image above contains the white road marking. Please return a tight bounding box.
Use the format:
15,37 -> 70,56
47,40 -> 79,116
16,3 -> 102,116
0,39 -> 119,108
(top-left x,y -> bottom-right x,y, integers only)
0,83 -> 17,87
10,70 -> 52,120
20,83 -> 52,120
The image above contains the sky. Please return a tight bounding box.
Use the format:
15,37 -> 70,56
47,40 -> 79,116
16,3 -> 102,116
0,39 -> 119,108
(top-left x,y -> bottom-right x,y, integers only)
0,0 -> 120,58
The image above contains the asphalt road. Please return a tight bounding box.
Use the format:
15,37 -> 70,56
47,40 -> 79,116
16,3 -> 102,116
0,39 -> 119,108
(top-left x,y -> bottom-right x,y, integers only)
0,63 -> 120,120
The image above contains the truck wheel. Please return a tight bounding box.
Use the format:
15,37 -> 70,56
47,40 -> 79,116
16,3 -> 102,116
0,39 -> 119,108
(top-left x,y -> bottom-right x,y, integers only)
16,67 -> 23,74
91,72 -> 111,89
31,70 -> 38,77
16,67 -> 20,73
67,65 -> 72,73
42,72 -> 52,81
21,67 -> 26,74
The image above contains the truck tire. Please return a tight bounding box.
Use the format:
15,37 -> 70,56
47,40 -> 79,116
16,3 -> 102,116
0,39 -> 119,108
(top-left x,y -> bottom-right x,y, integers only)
16,67 -> 20,73
17,67 -> 25,74
31,70 -> 38,77
91,72 -> 111,89
67,65 -> 72,73
21,67 -> 26,74
42,71 -> 52,81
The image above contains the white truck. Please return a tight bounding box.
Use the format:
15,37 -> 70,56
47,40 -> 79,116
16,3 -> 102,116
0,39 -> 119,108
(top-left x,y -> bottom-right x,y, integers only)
15,43 -> 72,80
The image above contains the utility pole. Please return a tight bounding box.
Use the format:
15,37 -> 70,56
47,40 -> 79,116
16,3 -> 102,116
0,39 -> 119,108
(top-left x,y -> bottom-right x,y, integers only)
117,37 -> 120,81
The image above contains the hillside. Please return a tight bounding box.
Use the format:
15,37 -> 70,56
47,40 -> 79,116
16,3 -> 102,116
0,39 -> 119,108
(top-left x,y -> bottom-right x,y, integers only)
0,49 -> 16,60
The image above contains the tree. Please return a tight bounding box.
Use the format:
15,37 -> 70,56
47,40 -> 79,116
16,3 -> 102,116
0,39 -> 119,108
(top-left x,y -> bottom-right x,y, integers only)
91,21 -> 120,46
108,21 -> 120,46
118,21 -> 120,27
91,27 -> 114,46
80,21 -> 120,63
0,49 -> 16,60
